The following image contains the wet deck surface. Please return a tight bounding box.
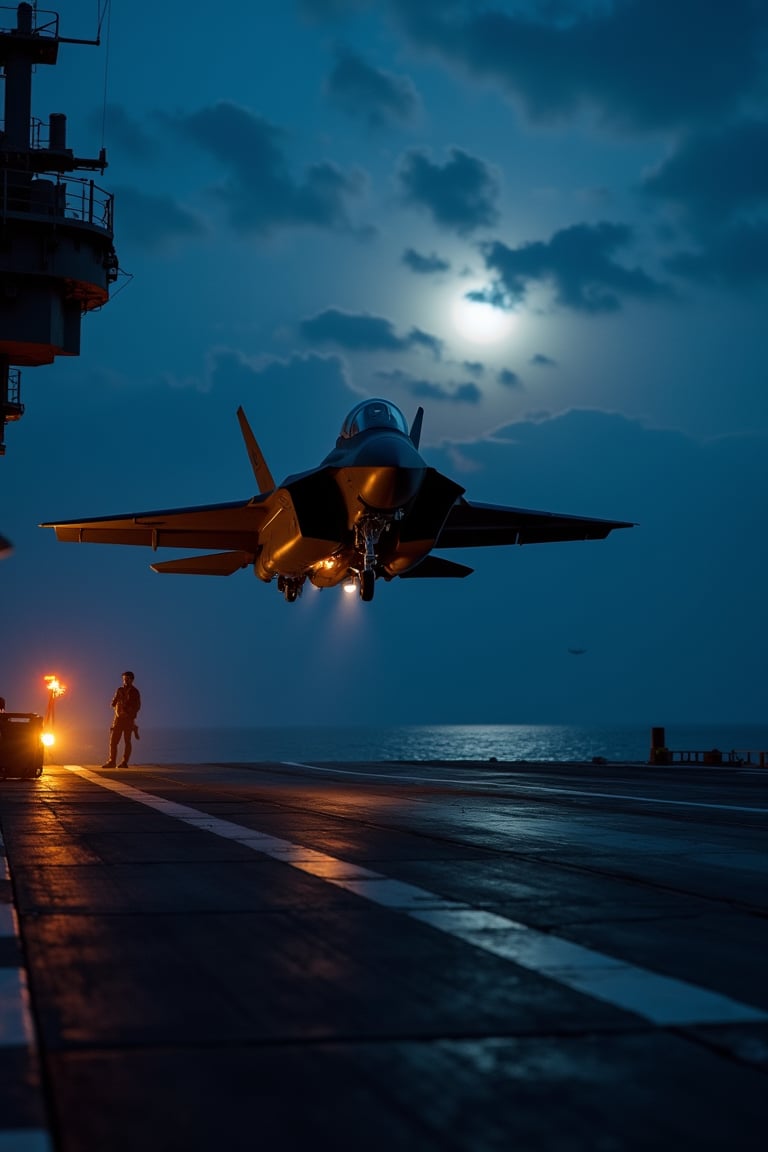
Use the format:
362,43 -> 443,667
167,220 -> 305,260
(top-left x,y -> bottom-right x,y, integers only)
1,758 -> 767,1150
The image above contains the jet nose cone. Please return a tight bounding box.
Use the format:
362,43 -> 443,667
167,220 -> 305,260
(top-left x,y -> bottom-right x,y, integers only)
347,432 -> 426,511
358,464 -> 425,511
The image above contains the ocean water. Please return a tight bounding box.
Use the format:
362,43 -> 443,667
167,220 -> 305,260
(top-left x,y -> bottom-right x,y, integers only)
55,723 -> 768,766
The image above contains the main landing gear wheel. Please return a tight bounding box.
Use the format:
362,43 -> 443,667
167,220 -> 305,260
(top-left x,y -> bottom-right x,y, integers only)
360,569 -> 375,601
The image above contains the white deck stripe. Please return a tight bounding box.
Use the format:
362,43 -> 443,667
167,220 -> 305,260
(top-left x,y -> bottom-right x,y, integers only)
64,765 -> 768,1027
520,785 -> 768,815
0,904 -> 17,938
0,968 -> 33,1047
409,908 -> 765,1026
0,844 -> 54,1151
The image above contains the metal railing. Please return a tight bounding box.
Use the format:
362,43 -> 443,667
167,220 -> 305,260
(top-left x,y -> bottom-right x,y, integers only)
4,366 -> 22,409
667,749 -> 743,766
0,6 -> 59,38
0,168 -> 113,232
733,750 -> 768,768
657,748 -> 768,767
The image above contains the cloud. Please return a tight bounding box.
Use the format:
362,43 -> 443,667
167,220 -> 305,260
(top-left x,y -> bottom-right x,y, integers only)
376,368 -> 482,405
402,248 -> 451,275
481,222 -> 671,313
409,328 -> 444,357
464,283 -> 511,309
498,369 -> 522,389
96,103 -> 158,161
326,47 -> 421,128
398,146 -> 500,234
111,185 -> 205,250
299,308 -> 443,356
388,0 -> 766,132
174,101 -> 367,236
640,120 -> 768,287
413,380 -> 482,404
206,349 -> 357,466
665,222 -> 768,289
530,353 -> 557,367
642,120 -> 768,229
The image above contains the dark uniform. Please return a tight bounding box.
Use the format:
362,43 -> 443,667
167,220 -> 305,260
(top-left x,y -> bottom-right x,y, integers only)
103,671 -> 141,768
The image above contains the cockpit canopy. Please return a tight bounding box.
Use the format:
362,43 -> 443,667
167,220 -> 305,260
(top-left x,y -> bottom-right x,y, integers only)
339,399 -> 409,440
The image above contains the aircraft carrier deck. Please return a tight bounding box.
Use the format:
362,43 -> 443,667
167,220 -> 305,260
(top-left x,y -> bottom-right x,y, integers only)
1,757 -> 766,1150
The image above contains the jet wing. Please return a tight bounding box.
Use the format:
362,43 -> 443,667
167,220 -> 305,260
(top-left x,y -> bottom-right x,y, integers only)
40,496 -> 270,552
435,499 -> 634,548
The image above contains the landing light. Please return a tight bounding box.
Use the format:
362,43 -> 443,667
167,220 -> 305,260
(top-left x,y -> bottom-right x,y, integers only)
44,675 -> 65,698
343,575 -> 357,594
43,674 -> 66,749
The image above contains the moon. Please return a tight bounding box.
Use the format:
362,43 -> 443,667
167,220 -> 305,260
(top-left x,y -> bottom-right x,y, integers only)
451,291 -> 516,345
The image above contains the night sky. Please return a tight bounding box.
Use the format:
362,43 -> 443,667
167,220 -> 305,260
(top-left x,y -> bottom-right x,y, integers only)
2,0 -> 767,732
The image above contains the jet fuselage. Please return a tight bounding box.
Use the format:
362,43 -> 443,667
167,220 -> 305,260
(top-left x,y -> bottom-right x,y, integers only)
255,425 -> 432,589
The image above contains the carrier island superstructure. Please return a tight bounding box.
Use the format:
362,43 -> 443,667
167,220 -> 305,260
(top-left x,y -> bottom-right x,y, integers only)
0,2 -> 118,454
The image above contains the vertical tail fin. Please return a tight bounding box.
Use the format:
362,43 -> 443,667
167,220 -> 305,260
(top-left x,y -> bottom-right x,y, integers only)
409,406 -> 424,448
236,407 -> 276,494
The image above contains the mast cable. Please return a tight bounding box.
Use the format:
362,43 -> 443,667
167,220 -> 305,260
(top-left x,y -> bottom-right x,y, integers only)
99,0 -> 113,152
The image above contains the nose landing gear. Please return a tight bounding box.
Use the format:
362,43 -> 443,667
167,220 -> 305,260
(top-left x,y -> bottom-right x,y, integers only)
354,514 -> 387,602
277,575 -> 305,602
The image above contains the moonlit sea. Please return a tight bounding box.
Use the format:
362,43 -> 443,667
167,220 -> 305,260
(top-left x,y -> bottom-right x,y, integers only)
59,723 -> 768,766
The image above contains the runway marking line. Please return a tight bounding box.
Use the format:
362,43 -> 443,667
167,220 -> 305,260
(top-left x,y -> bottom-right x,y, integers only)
282,762 -> 768,815
0,967 -> 33,1047
0,832 -> 54,1150
0,903 -> 16,938
63,766 -> 768,1030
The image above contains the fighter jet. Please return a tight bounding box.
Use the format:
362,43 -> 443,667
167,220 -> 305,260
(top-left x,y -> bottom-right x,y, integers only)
41,398 -> 633,602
